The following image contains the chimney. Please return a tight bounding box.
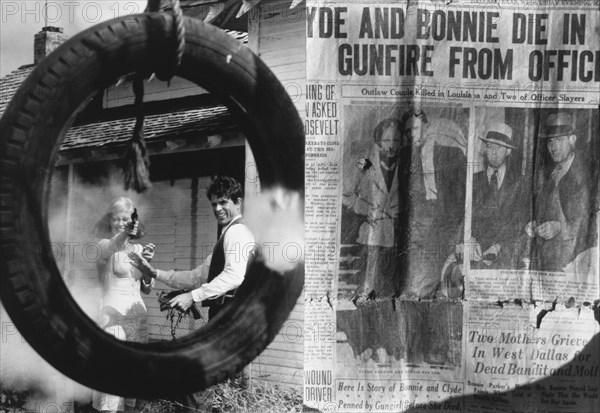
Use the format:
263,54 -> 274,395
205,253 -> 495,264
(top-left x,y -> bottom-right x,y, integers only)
34,26 -> 68,65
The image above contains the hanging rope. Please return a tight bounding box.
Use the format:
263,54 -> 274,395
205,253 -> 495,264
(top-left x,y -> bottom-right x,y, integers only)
124,74 -> 152,192
156,0 -> 186,81
145,0 -> 161,12
173,0 -> 186,67
124,0 -> 186,192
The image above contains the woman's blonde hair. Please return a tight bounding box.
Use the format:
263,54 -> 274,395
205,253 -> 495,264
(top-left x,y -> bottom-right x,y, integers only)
94,197 -> 135,238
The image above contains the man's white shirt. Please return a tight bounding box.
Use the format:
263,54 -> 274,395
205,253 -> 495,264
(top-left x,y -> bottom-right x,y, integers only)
155,216 -> 255,302
486,163 -> 507,188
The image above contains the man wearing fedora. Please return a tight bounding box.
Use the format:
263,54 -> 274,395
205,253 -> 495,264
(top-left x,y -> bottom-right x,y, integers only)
440,122 -> 525,297
456,122 -> 525,269
526,112 -> 594,271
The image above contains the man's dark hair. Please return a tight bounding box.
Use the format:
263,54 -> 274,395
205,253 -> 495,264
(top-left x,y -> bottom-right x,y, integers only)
399,108 -> 428,127
207,176 -> 243,203
373,118 -> 402,145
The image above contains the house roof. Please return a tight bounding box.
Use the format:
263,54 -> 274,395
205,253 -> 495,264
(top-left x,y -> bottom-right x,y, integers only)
162,0 -> 303,31
0,29 -> 249,162
63,105 -> 235,149
0,28 -> 247,116
0,65 -> 35,116
0,0 -> 302,160
0,65 -> 239,163
56,105 -> 241,164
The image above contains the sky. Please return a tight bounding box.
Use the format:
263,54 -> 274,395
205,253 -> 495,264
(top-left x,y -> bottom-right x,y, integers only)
1,1 -> 147,77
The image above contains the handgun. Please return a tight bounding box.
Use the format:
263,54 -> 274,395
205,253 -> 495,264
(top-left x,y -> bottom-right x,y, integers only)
127,208 -> 146,239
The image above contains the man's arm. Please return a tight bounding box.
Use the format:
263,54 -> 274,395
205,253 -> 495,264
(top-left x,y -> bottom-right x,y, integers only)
536,164 -> 590,241
559,165 -> 591,242
128,252 -> 210,289
189,224 -> 255,303
155,258 -> 210,290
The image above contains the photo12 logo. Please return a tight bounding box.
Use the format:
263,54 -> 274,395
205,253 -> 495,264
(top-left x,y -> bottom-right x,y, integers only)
1,1 -> 144,25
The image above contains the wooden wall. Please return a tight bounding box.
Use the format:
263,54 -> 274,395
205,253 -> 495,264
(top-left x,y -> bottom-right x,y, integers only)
246,0 -> 306,390
49,1 -> 307,387
52,152 -> 245,342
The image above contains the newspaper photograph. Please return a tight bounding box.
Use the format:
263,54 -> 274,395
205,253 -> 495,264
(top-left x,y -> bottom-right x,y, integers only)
339,104 -> 469,301
1,0 -> 599,411
305,0 -> 599,411
463,107 -> 599,303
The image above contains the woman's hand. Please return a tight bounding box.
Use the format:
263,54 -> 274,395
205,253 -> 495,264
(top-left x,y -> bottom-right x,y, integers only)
128,252 -> 158,278
140,274 -> 154,294
142,243 -> 155,261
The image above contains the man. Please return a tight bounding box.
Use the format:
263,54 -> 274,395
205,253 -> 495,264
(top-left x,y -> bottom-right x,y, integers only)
457,122 -> 524,268
439,122 -> 525,297
131,176 -> 255,320
526,112 -> 593,271
398,108 -> 467,298
342,118 -> 402,300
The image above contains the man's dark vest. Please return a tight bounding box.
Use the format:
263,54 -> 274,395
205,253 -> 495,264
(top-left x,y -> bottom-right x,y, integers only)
202,219 -> 244,308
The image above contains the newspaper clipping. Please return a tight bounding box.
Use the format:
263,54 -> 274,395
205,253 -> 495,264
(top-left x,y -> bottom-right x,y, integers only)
304,1 -> 599,412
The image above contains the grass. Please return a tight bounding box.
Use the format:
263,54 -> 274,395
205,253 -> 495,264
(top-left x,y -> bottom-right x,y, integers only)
0,376 -> 302,413
139,375 -> 303,413
0,387 -> 29,412
208,375 -> 302,413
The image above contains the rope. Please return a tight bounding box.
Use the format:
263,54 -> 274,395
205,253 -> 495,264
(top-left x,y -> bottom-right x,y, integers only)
124,74 -> 152,192
123,0 -> 186,191
155,0 -> 186,81
146,0 -> 161,12
132,75 -> 145,137
145,0 -> 185,70
172,0 -> 186,69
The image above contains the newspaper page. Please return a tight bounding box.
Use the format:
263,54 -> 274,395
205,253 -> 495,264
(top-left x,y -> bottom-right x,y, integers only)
465,301 -> 599,413
304,1 -> 599,411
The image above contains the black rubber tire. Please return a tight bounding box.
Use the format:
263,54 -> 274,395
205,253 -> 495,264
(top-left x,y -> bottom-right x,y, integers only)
0,13 -> 304,398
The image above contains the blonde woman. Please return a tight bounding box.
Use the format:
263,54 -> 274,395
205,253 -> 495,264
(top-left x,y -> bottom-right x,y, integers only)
92,197 -> 154,413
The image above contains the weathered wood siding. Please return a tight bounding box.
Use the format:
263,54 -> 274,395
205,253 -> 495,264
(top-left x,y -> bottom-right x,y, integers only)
55,163 -> 221,341
246,0 -> 306,389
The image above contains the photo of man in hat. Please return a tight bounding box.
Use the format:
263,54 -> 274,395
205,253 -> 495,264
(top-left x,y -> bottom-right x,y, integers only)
526,112 -> 594,271
457,122 -> 525,269
440,122 -> 526,297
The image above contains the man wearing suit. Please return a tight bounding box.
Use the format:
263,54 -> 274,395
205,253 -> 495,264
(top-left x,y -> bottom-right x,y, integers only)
526,112 -> 594,271
398,109 -> 467,298
455,122 -> 524,269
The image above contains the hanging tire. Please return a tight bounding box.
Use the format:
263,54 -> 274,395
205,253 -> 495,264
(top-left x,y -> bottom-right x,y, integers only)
0,13 -> 304,397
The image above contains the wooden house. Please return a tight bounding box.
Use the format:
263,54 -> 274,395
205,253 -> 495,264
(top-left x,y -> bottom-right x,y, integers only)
0,0 -> 306,390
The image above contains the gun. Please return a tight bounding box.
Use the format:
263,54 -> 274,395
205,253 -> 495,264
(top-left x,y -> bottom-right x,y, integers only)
127,208 -> 146,239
